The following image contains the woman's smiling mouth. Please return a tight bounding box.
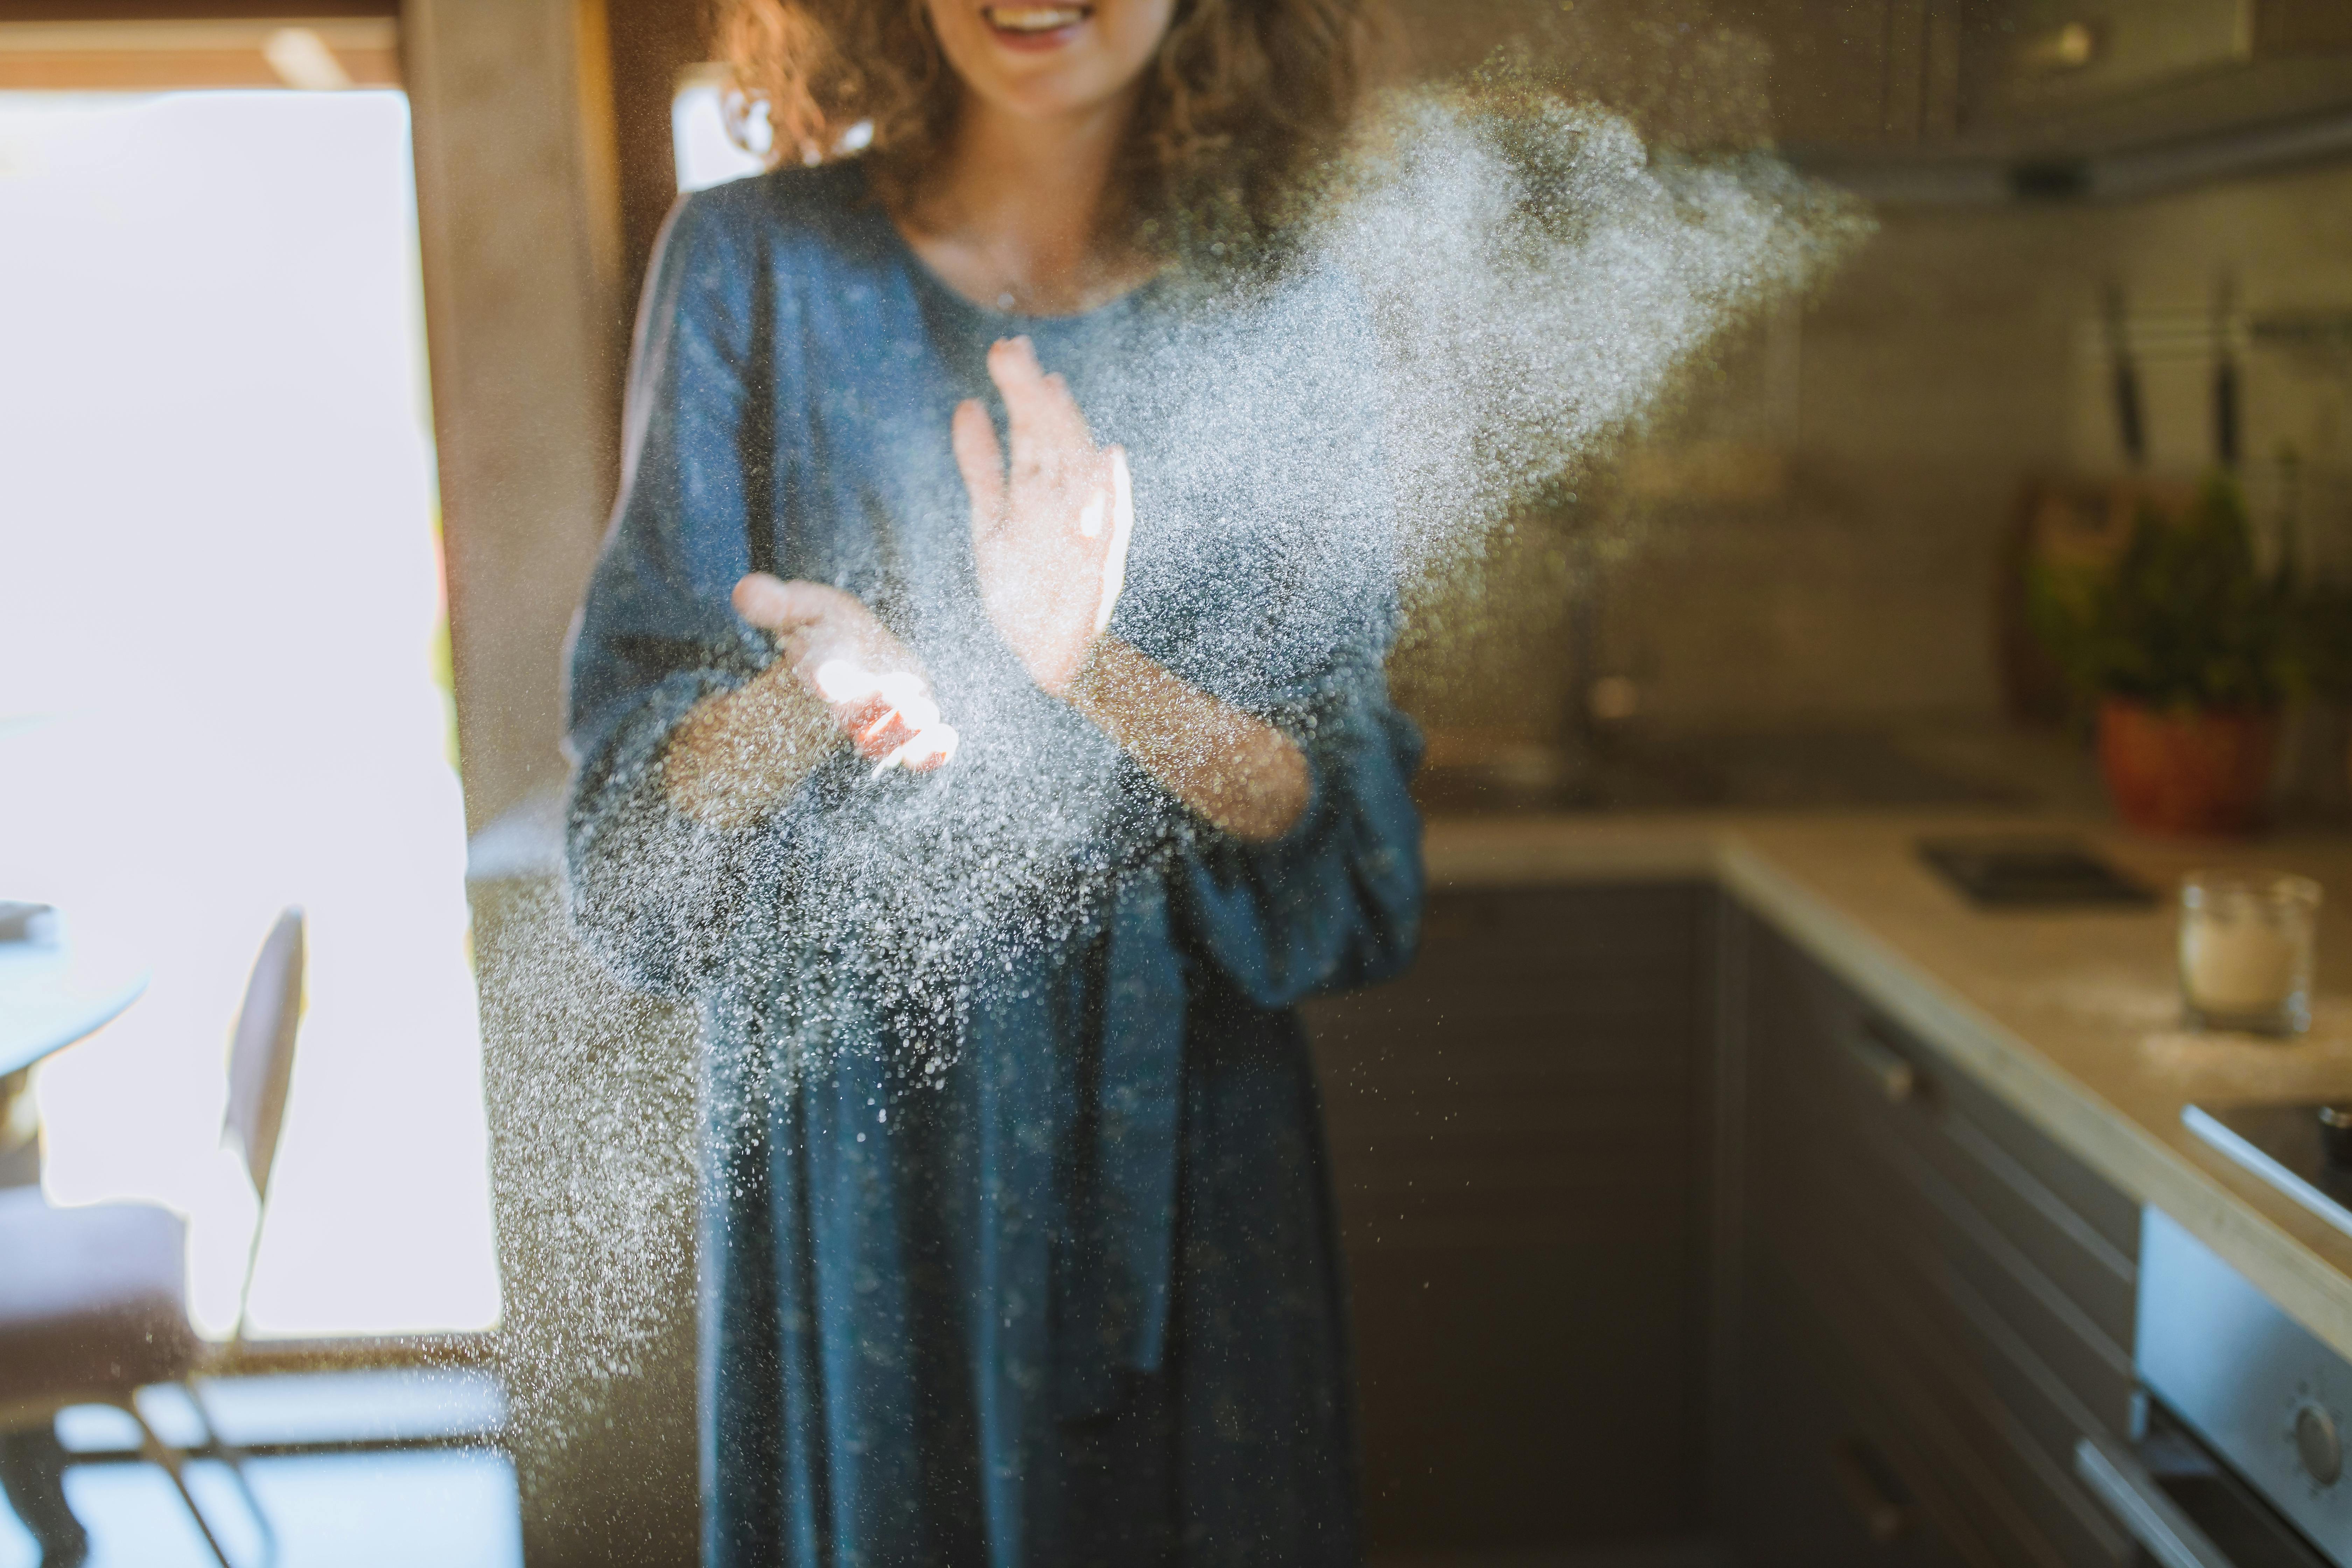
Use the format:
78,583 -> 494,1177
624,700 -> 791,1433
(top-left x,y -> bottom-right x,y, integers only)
980,5 -> 1093,47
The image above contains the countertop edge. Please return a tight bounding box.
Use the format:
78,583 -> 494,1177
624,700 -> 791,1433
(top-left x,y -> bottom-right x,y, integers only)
1711,833 -> 2352,1368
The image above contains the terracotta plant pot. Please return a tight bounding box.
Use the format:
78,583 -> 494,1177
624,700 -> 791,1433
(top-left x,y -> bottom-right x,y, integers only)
2096,697 -> 2279,837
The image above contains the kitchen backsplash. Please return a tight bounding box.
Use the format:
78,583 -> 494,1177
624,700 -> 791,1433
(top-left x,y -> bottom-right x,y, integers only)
1394,152 -> 2352,744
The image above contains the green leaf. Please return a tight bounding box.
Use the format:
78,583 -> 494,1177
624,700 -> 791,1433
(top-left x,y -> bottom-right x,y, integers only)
2023,471 -> 2291,711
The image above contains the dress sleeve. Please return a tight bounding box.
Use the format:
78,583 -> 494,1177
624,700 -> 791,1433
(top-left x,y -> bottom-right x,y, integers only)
562,190 -> 779,999
1164,645 -> 1424,1010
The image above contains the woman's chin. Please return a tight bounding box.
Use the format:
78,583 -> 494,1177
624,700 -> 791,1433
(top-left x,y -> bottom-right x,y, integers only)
969,72 -> 1134,125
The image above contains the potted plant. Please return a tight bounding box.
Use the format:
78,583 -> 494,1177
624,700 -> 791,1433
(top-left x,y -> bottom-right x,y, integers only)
2029,474 -> 2292,836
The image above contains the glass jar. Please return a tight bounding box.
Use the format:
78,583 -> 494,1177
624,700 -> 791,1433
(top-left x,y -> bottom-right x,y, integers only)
2178,872 -> 2323,1036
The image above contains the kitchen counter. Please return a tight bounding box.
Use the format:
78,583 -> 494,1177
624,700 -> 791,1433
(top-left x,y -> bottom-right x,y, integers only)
1423,811 -> 2352,1362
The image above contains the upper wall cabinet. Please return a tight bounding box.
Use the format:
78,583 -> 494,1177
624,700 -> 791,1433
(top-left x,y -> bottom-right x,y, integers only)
1748,0 -> 2352,200
1757,0 -> 2352,153
1385,0 -> 2352,197
1744,0 -> 1966,149
1959,0 -> 2352,153
1386,0 -> 1967,152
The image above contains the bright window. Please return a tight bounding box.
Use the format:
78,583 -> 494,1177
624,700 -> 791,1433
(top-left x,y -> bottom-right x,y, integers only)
671,67 -> 768,194
0,88 -> 499,1338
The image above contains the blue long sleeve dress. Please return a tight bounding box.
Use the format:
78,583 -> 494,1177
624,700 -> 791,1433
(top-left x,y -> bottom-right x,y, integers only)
563,162 -> 1424,1568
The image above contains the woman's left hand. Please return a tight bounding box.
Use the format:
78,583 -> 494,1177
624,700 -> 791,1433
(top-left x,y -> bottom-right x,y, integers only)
952,336 -> 1135,696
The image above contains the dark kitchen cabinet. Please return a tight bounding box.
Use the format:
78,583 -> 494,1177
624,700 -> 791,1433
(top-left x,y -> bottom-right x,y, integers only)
1385,0 -> 2352,201
1960,0 -> 2352,144
1389,0 -> 1969,149
1743,0 -> 1967,148
1719,907 -> 2142,1568
1302,883 -> 1717,1557
1763,0 -> 2352,154
1302,876 -> 2148,1564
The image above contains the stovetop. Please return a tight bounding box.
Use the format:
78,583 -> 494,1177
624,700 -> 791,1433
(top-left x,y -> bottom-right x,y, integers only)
2186,1102 -> 2352,1242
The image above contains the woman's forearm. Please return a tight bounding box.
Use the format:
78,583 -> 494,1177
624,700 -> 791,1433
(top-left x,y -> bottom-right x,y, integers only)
1065,637 -> 1310,842
663,666 -> 846,831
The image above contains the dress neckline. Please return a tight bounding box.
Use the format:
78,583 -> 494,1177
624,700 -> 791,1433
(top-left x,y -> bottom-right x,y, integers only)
858,161 -> 1165,331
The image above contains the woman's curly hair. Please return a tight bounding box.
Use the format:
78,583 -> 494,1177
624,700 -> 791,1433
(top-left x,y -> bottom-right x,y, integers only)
714,0 -> 1381,266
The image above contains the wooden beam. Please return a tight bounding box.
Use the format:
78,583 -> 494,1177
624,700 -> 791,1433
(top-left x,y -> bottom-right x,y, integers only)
604,0 -> 707,331
0,1 -> 393,19
405,0 -> 624,832
0,18 -> 399,88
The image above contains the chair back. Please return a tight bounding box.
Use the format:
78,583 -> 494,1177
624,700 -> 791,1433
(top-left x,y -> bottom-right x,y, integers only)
223,908 -> 305,1202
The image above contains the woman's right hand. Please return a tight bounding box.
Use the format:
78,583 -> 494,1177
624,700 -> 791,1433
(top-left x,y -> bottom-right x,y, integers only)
953,336 -> 1134,697
733,574 -> 959,772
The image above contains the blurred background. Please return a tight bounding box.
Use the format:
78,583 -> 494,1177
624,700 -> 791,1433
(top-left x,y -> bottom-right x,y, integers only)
2,1 -> 2351,1566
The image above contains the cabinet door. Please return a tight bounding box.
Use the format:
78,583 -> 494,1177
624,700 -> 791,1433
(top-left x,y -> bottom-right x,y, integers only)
1971,0 -> 2246,117
1726,906 -> 2140,1568
1303,882 -> 1714,1557
1724,908 -> 1966,1566
1956,0 -> 2352,149
1731,1242 -> 1967,1567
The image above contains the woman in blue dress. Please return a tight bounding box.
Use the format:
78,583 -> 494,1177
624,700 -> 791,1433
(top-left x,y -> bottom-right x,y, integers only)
564,1 -> 1422,1561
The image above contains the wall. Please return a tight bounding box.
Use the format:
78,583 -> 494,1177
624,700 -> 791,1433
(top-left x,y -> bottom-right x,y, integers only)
1585,156 -> 2352,738
1386,0 -> 2352,747
1581,200 -> 2084,734
1373,0 -> 2352,750
2056,162 -> 2352,499
408,0 -> 623,835
1374,0 -> 2005,743
604,0 -> 706,315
